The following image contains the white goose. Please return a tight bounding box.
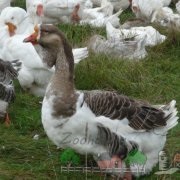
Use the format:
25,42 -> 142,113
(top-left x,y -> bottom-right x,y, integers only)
26,0 -> 90,24
106,22 -> 166,47
24,24 -> 178,179
80,9 -> 122,27
88,34 -> 147,59
81,0 -> 114,20
151,6 -> 180,31
0,6 -> 34,36
131,0 -> 164,21
91,0 -> 130,12
0,7 -> 89,97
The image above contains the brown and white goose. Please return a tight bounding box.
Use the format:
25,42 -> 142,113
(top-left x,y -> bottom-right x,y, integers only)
0,59 -> 20,126
23,24 -> 178,179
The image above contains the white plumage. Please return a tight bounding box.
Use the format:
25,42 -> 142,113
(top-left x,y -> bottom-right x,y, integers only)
0,0 -> 11,13
88,34 -> 147,59
91,0 -> 130,12
131,0 -> 164,21
0,7 -> 89,96
80,8 -> 122,27
106,22 -> 166,47
81,0 -> 114,20
176,1 -> 180,14
26,0 -> 90,24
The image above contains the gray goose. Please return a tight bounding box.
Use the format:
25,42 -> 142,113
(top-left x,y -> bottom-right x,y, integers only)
0,59 -> 20,126
23,24 -> 178,179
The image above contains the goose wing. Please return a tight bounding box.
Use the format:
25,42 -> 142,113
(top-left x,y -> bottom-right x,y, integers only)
83,90 -> 167,130
0,59 -> 19,84
0,81 -> 15,103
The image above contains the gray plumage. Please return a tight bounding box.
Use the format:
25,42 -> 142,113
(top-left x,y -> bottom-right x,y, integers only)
83,90 -> 169,130
121,18 -> 148,29
0,59 -> 20,120
97,123 -> 138,159
88,34 -> 147,60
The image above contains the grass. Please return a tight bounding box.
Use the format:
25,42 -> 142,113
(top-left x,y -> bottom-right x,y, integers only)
0,1 -> 179,179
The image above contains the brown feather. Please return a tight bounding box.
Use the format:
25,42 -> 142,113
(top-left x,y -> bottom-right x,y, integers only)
83,90 -> 167,130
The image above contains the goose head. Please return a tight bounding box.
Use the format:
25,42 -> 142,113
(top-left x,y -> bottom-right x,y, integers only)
1,7 -> 28,36
23,24 -> 74,72
28,0 -> 44,17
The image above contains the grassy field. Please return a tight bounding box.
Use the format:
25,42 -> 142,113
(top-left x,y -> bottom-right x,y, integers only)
0,1 -> 179,180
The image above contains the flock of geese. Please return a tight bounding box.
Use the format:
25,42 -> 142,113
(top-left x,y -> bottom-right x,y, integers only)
0,0 -> 179,179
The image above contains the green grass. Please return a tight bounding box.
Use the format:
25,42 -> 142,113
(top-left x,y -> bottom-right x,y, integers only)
1,1 -> 180,179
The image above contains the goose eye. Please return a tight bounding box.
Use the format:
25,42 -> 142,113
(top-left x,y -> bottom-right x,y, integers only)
11,17 -> 14,20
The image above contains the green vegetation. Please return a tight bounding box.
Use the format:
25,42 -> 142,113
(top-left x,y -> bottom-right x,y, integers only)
60,149 -> 81,166
0,0 -> 179,179
125,150 -> 147,165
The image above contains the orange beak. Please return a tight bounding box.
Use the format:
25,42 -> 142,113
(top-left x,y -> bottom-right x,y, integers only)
23,25 -> 39,45
5,22 -> 17,36
36,4 -> 44,16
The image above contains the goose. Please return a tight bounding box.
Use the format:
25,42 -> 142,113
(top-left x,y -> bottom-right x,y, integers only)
0,6 -> 34,36
151,7 -> 180,31
26,0 -> 90,24
106,22 -> 166,47
91,0 -> 130,12
0,59 -> 20,126
0,26 -> 88,96
151,7 -> 174,24
131,0 -> 164,21
23,24 -> 178,179
88,34 -> 147,59
0,21 -> 55,97
131,0 -> 172,22
81,0 -> 114,20
0,7 -> 88,97
80,9 -> 122,27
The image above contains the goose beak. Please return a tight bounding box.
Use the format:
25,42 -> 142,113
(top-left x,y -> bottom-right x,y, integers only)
23,25 -> 39,44
36,4 -> 44,16
5,22 -> 17,36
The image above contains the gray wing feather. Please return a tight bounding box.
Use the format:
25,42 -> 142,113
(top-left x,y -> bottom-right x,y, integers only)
0,59 -> 19,103
96,123 -> 138,159
0,82 -> 15,103
83,90 -> 167,130
0,59 -> 19,84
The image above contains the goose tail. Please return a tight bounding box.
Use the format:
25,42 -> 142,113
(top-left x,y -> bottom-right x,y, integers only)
72,47 -> 89,64
160,100 -> 179,131
163,100 -> 179,130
